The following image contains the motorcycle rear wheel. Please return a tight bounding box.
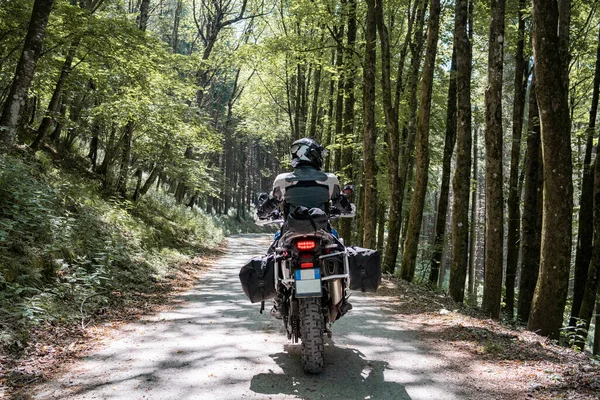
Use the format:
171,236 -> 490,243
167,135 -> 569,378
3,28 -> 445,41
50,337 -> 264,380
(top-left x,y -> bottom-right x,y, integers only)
299,297 -> 325,373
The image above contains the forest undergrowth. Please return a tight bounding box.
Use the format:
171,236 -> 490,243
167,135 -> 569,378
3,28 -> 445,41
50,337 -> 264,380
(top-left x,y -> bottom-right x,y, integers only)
0,149 -> 268,394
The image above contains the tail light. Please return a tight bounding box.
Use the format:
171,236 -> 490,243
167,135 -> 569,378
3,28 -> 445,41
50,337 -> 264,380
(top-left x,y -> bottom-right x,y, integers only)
296,240 -> 316,251
300,252 -> 314,269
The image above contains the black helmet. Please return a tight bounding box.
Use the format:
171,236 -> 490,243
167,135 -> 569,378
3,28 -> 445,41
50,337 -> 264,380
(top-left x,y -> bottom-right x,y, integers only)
290,138 -> 327,169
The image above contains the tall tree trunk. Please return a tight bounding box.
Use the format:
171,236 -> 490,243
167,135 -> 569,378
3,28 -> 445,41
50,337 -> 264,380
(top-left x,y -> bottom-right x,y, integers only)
87,131 -> 99,170
528,0 -> 573,339
481,0 -> 506,319
594,300 -> 600,355
339,0 -> 357,242
575,144 -> 600,347
430,46 -> 457,285
171,0 -> 183,52
308,66 -> 322,138
376,0 -> 401,273
468,126 -> 478,296
138,0 -> 151,31
362,0 -> 377,249
116,121 -> 134,198
0,0 -> 55,152
504,0 -> 528,316
449,0 -> 472,303
400,0 -> 441,281
49,103 -> 67,144
31,38 -> 80,150
333,59 -> 344,172
323,50 -> 336,171
139,163 -> 162,197
380,0 -> 426,273
571,24 -> 600,327
518,78 -> 543,323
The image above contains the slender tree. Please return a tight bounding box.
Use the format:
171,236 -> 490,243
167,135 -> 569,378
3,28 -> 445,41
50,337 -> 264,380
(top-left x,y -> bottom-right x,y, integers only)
362,0 -> 377,249
481,0 -> 506,319
0,0 -> 55,152
400,0 -> 441,281
429,47 -> 457,285
571,24 -> 600,327
449,0 -> 472,303
528,0 -> 573,339
504,0 -> 528,316
517,77 -> 543,323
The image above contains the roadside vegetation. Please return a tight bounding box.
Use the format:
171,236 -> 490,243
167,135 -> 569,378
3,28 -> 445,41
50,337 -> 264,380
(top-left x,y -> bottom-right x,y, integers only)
0,150 -> 266,358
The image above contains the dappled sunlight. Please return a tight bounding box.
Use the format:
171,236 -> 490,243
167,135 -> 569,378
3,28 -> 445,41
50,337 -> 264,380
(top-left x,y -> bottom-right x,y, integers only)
34,235 -> 505,399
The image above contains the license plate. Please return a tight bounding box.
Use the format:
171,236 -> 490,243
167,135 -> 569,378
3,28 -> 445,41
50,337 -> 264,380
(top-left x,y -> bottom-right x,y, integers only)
295,268 -> 322,297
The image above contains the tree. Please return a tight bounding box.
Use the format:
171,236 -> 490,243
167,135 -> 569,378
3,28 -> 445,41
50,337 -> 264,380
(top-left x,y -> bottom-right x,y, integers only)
571,23 -> 600,328
504,0 -> 529,316
449,0 -> 472,303
0,0 -> 55,152
377,0 -> 424,273
528,0 -> 574,339
400,0 -> 441,281
362,0 -> 377,249
429,46 -> 457,285
481,0 -> 506,319
517,77 -> 543,323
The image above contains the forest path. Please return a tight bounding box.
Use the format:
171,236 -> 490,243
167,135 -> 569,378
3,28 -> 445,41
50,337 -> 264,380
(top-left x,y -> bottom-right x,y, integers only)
32,234 -> 469,400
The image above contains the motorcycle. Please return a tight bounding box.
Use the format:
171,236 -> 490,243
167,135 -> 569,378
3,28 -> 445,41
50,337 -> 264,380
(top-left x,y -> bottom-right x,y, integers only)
255,204 -> 355,373
240,188 -> 380,373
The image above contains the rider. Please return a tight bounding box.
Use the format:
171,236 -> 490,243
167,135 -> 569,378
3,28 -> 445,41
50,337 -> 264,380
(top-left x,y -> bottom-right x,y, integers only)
256,137 -> 354,318
256,137 -> 353,223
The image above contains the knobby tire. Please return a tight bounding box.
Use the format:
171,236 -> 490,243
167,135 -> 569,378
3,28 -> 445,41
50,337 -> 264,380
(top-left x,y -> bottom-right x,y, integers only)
299,297 -> 325,373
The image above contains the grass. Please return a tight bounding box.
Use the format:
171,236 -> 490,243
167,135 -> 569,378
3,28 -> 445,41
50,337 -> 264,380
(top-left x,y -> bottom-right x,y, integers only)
0,151 -> 231,351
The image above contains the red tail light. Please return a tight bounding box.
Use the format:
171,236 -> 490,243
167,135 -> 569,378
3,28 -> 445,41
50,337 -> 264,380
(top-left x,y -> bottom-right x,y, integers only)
296,240 -> 316,251
300,262 -> 314,268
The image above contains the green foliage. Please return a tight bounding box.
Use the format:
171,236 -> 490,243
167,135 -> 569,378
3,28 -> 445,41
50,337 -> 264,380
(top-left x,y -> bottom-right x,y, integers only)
0,153 -> 224,349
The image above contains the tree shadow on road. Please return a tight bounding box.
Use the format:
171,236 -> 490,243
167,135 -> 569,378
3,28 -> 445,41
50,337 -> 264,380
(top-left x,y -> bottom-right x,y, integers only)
250,343 -> 412,400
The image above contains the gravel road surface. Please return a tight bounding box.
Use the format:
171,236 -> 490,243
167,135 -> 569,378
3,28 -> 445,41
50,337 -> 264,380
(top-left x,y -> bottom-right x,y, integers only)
32,234 -> 468,400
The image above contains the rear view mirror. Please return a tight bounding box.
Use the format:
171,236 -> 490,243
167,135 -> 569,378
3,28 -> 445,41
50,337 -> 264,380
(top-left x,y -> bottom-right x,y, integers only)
257,192 -> 269,207
342,185 -> 354,197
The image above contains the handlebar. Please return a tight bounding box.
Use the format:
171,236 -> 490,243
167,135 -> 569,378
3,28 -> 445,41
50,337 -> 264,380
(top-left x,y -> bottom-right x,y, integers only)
254,204 -> 356,226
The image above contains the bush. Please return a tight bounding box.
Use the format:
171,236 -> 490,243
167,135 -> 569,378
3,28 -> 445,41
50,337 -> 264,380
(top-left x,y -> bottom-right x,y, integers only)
0,153 -> 223,349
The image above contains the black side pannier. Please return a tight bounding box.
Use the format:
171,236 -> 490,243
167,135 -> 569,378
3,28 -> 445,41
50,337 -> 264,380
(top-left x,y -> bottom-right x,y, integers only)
239,254 -> 276,303
347,246 -> 381,292
286,206 -> 329,234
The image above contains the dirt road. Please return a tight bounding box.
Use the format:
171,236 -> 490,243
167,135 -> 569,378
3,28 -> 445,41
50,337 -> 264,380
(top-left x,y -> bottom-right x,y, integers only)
31,235 -> 474,400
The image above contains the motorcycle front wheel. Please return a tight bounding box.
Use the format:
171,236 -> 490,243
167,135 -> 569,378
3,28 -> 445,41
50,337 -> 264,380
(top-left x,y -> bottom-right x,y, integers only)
299,297 -> 325,373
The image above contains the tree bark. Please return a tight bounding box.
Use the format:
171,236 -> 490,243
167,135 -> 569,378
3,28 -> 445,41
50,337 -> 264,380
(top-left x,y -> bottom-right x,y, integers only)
138,0 -> 151,32
116,121 -> 134,199
379,0 -> 426,273
171,0 -> 183,52
400,0 -> 441,281
481,0 -> 506,319
504,0 -> 528,316
571,24 -> 600,327
362,0 -> 377,250
449,0 -> 472,303
468,126 -> 478,296
517,78 -> 543,323
0,0 -> 54,152
430,46 -> 457,285
339,0 -> 357,242
528,0 -> 573,339
308,66 -> 322,139
31,38 -> 80,150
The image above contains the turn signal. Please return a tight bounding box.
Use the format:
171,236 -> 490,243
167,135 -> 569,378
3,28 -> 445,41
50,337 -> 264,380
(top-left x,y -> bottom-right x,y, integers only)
296,240 -> 316,251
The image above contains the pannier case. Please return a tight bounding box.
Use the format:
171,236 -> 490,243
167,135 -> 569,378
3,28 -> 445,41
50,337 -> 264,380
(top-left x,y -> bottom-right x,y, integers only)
347,246 -> 381,292
239,254 -> 276,303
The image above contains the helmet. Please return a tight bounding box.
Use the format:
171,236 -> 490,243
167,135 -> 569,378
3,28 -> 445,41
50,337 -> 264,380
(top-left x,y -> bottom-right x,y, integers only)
290,138 -> 327,169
